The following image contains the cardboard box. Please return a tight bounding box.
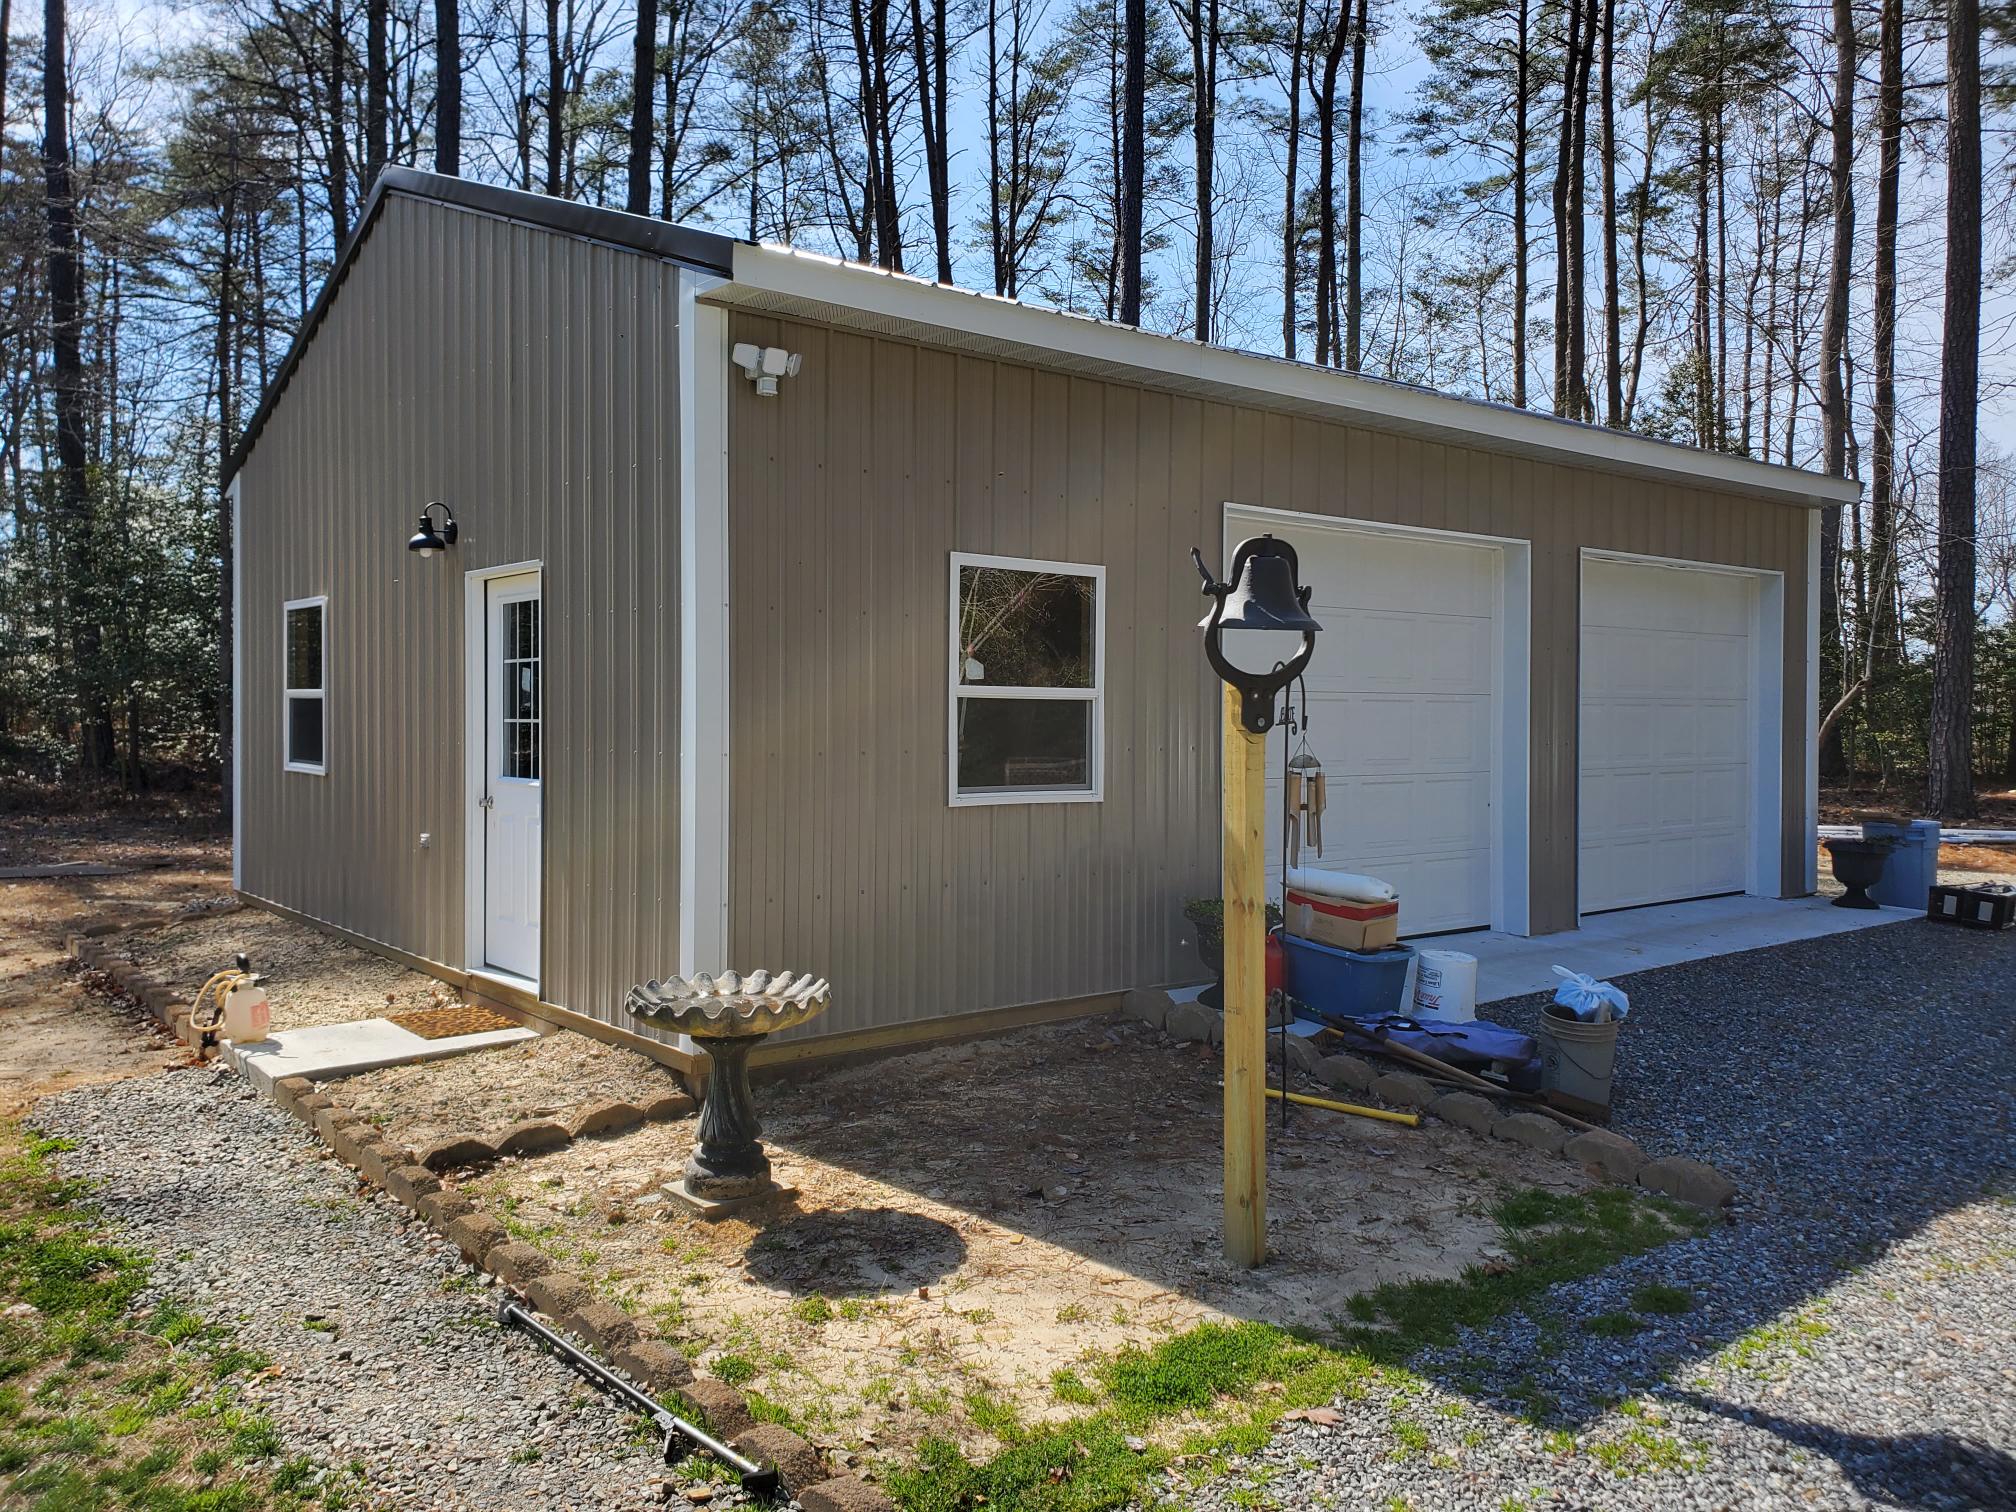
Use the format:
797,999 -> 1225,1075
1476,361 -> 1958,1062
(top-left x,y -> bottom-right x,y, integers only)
1285,888 -> 1399,951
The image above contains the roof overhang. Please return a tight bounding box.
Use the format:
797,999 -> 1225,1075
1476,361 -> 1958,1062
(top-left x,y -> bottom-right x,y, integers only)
229,169 -> 1856,512
710,243 -> 1859,511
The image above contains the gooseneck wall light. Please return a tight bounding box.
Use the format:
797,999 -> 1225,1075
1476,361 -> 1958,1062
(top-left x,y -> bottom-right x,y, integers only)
407,501 -> 459,558
1190,533 -> 1323,1268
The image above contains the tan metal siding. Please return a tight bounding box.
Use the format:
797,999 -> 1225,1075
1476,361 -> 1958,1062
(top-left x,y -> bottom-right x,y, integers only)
237,194 -> 687,1041
726,310 -> 1813,1034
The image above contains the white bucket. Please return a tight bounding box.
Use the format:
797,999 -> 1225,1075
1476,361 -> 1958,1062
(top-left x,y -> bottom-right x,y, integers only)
1412,950 -> 1478,1022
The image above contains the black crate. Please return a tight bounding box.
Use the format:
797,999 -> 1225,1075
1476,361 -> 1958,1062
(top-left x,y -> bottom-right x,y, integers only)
1926,884 -> 2016,930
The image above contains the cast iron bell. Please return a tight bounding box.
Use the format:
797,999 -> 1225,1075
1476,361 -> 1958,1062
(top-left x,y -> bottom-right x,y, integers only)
1215,540 -> 1323,634
1191,534 -> 1323,734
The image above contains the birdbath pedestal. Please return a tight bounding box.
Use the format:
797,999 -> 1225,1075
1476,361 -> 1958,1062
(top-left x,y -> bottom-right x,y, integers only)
626,970 -> 830,1218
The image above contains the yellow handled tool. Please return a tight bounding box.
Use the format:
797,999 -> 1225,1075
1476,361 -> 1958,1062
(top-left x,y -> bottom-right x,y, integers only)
1263,1086 -> 1419,1126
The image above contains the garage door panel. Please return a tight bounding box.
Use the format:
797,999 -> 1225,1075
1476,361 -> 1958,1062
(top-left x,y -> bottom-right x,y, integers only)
1580,558 -> 1754,914
1257,524 -> 1501,935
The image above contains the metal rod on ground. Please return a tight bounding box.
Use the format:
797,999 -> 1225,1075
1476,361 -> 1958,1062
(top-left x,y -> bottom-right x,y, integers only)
496,1300 -> 780,1497
1318,1019 -> 1599,1133
1262,1086 -> 1420,1125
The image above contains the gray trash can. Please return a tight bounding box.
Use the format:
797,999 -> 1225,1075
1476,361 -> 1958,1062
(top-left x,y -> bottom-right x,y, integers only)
1863,820 -> 1940,910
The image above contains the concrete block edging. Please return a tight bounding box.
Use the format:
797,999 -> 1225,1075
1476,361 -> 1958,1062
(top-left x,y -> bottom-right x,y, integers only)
260,1071 -> 893,1510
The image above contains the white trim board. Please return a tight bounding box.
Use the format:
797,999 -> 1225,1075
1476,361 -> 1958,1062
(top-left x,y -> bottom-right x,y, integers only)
679,271 -> 732,985
230,476 -> 244,891
1223,503 -> 1534,938
461,559 -> 545,990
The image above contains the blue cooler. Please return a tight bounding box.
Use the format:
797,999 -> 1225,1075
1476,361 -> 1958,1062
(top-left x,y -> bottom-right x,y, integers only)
1281,935 -> 1417,1020
1863,820 -> 1940,909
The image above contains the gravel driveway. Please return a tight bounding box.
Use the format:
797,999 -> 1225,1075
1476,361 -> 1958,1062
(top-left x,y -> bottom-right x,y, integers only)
36,1067 -> 779,1510
1167,917 -> 2016,1512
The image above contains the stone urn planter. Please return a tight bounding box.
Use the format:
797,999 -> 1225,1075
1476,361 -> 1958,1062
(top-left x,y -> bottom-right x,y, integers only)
626,969 -> 830,1214
1823,837 -> 1896,910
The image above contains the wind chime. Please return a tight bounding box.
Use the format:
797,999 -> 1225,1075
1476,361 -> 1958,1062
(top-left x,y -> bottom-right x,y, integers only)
1283,694 -> 1326,870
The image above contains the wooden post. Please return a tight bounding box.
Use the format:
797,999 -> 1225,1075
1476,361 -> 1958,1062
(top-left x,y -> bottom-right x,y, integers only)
1221,682 -> 1268,1267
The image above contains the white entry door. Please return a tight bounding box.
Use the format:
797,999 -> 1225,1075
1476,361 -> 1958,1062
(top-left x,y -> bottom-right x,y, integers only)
480,572 -> 542,980
1258,525 -> 1502,936
1579,558 -> 1753,913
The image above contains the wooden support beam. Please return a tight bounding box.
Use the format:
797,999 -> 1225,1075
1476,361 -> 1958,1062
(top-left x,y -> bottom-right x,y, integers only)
1221,683 -> 1268,1267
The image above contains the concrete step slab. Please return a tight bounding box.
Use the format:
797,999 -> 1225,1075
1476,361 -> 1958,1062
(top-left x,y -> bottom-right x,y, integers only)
227,1017 -> 537,1093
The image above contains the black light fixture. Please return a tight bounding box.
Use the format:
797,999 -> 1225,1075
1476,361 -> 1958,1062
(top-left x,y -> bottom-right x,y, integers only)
1191,534 -> 1323,734
407,500 -> 459,558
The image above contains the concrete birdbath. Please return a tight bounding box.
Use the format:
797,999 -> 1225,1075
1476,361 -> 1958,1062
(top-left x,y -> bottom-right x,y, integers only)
626,970 -> 830,1216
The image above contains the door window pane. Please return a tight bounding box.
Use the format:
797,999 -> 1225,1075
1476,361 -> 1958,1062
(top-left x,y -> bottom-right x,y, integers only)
500,598 -> 541,781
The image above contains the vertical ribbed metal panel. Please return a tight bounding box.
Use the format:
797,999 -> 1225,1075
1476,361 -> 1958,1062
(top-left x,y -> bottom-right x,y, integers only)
725,311 -> 1816,1038
238,194 -> 685,1040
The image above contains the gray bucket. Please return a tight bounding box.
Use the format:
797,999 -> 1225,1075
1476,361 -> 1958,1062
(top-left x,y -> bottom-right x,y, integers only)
1537,1004 -> 1620,1108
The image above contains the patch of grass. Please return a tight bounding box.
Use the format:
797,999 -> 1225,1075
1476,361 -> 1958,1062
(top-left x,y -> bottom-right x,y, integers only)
1048,1369 -> 1099,1407
0,1120 -> 353,1511
1584,1425 -> 1708,1476
711,1352 -> 757,1387
1630,1283 -> 1696,1316
789,1295 -> 833,1326
883,1184 -> 1699,1508
1717,1308 -> 1829,1378
1582,1312 -> 1644,1338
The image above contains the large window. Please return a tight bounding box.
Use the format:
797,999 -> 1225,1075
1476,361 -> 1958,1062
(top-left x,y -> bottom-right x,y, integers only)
284,596 -> 327,774
949,554 -> 1104,805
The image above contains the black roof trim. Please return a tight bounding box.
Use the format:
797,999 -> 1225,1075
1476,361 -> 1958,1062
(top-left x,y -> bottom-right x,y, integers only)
225,167 -> 742,482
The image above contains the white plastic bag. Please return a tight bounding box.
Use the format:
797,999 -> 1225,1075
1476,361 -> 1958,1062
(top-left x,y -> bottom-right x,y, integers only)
1550,966 -> 1630,1023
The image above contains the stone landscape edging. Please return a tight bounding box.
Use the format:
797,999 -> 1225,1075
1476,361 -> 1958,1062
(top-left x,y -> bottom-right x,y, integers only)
1120,987 -> 1738,1210
67,921 -> 235,1050
263,1072 -> 893,1511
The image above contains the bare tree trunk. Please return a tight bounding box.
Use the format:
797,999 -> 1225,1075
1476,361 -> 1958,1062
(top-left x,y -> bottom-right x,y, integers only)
42,0 -> 113,772
1599,0 -> 1619,425
1818,0 -> 1855,782
1281,0 -> 1306,359
1692,110 -> 1711,444
1171,0 -> 1218,341
626,0 -> 656,212
1312,20 -> 1344,366
1343,0 -> 1366,371
215,201 -> 238,816
545,0 -> 564,195
1868,0 -> 1901,666
0,0 -> 12,133
1511,0 -> 1528,407
367,0 -> 389,183
1550,0 -> 1583,415
1120,0 -> 1144,324
910,0 -> 953,282
1927,0 -> 1980,820
330,0 -> 352,238
435,0 -> 461,173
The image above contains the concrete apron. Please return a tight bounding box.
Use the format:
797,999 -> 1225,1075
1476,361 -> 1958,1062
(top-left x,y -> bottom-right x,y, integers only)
226,1019 -> 539,1092
1169,893 -> 1919,1012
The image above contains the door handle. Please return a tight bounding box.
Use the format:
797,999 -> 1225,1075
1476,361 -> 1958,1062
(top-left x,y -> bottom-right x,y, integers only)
479,794 -> 495,810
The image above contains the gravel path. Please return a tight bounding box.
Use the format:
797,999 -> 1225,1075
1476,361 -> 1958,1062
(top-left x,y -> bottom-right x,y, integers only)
1165,918 -> 2016,1512
36,1066 -> 779,1510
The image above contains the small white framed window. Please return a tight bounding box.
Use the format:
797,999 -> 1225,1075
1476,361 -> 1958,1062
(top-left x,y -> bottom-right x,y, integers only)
949,553 -> 1104,806
283,596 -> 327,774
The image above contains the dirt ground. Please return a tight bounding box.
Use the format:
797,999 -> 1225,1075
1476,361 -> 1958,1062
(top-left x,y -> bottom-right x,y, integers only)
345,1019 -> 1595,1465
1820,782 -> 2016,828
340,1029 -> 688,1145
0,805 -> 230,1116
103,908 -> 456,1032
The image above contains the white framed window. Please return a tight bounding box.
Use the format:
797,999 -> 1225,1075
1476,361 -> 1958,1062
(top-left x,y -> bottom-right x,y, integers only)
283,596 -> 328,774
949,553 -> 1104,806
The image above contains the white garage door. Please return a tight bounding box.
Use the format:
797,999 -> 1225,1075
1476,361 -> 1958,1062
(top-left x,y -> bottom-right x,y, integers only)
1260,526 -> 1500,936
1579,558 -> 1753,913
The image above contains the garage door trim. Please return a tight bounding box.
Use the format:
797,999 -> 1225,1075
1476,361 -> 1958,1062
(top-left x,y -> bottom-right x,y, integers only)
1226,503 -> 1534,937
1576,549 -> 1786,916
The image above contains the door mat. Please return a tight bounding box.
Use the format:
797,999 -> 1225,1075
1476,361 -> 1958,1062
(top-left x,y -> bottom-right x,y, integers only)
386,1004 -> 520,1040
